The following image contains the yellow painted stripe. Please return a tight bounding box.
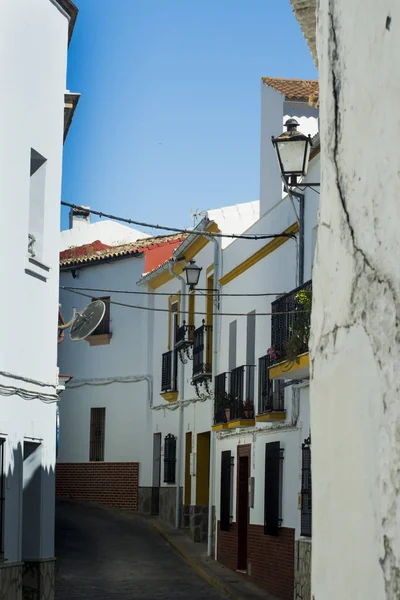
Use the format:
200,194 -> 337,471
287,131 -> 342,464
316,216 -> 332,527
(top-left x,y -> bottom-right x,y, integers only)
268,352 -> 310,379
256,411 -> 286,422
212,423 -> 229,431
219,222 -> 299,286
227,419 -> 255,429
206,263 -> 214,276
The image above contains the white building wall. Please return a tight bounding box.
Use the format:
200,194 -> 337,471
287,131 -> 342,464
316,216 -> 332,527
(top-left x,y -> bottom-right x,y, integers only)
0,0 -> 70,564
58,257 -> 154,486
60,218 -> 149,251
311,1 -> 400,598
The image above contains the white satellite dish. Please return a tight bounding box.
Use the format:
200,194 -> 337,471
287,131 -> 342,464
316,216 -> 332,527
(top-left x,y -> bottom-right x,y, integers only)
58,300 -> 106,342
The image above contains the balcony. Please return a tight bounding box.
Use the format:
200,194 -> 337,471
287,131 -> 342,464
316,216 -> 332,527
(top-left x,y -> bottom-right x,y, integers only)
256,355 -> 286,422
161,350 -> 178,402
269,280 -> 312,380
175,321 -> 195,363
192,321 -> 212,393
213,365 -> 256,430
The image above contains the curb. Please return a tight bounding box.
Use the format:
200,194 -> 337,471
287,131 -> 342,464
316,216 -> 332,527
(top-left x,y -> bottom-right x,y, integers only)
151,521 -> 231,598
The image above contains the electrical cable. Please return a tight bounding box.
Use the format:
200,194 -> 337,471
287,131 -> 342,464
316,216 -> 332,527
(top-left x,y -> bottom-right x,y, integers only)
0,384 -> 58,403
60,285 -> 311,298
61,201 -> 297,242
61,287 -> 311,317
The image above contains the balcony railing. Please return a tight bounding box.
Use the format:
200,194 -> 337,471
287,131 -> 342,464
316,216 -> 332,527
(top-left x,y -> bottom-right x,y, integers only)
161,350 -> 178,393
230,365 -> 256,420
258,355 -> 285,413
192,320 -> 212,381
175,321 -> 195,348
270,279 -> 312,364
214,372 -> 230,424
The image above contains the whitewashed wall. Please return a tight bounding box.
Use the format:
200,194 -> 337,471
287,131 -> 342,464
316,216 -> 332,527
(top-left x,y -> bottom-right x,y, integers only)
58,257 -> 153,487
311,1 -> 400,598
0,0 -> 69,562
60,218 -> 149,251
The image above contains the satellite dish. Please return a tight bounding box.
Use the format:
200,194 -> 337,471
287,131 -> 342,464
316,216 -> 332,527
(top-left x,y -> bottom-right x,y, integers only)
69,300 -> 106,342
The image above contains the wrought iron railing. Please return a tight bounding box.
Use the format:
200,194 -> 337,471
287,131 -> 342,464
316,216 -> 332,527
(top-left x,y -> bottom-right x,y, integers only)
230,365 -> 256,420
214,372 -> 230,424
270,279 -> 312,364
175,321 -> 195,347
258,355 -> 285,413
161,350 -> 178,393
192,320 -> 212,380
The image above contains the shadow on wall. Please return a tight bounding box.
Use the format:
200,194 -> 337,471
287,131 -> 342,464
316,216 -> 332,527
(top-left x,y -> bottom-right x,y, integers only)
1,441 -> 56,600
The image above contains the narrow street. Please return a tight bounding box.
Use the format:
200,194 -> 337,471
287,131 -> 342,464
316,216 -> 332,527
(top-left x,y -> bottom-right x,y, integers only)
55,501 -> 224,600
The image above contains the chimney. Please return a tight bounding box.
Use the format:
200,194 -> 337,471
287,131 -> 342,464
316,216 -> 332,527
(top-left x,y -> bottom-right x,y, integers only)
69,206 -> 90,229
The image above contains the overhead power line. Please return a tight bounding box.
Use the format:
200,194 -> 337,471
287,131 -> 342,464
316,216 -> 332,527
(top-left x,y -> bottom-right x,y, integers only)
61,287 -> 311,318
61,286 -> 298,298
61,201 -> 297,242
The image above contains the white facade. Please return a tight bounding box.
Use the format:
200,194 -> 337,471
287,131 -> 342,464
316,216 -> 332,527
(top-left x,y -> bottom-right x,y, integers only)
60,211 -> 149,251
308,0 -> 400,598
0,0 -> 75,595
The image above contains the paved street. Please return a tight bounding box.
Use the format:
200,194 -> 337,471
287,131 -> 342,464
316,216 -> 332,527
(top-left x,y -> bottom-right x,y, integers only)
55,501 -> 224,600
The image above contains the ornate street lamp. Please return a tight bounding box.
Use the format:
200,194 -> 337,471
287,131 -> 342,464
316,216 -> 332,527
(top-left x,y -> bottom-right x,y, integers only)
183,260 -> 202,291
271,118 -> 314,187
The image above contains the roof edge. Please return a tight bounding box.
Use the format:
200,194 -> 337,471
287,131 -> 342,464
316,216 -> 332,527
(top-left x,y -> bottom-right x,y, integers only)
54,0 -> 78,45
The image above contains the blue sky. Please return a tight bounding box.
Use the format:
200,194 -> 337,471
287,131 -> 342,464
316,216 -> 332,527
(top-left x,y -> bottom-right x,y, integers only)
61,0 -> 317,234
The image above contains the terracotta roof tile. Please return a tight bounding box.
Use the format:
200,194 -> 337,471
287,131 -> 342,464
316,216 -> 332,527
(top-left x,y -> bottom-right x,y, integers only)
262,77 -> 319,106
60,233 -> 186,270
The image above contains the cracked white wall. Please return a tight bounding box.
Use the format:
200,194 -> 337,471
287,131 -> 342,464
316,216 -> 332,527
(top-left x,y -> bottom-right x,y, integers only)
311,1 -> 400,599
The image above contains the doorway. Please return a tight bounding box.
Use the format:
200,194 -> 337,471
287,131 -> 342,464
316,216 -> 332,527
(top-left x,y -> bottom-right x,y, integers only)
151,433 -> 161,515
237,445 -> 250,572
196,431 -> 210,505
22,441 -> 42,559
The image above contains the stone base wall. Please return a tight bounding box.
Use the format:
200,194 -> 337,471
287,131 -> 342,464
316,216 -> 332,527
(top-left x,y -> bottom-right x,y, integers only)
294,539 -> 311,600
189,505 -> 208,543
22,559 -> 55,600
159,487 -> 182,527
56,463 -> 139,510
138,487 -> 152,514
0,562 -> 23,600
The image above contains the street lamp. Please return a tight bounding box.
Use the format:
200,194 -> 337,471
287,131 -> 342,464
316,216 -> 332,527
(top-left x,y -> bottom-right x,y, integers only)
183,260 -> 202,290
271,118 -> 315,187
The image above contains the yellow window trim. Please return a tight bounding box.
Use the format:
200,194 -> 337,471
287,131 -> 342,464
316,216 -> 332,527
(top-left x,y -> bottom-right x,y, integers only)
160,391 -> 179,403
168,293 -> 181,350
212,423 -> 229,431
206,263 -> 214,276
268,352 -> 310,380
149,222 -> 220,289
256,411 -> 286,422
219,222 -> 299,286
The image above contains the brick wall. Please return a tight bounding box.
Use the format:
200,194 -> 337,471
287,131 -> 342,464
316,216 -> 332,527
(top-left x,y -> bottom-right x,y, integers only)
218,522 -> 295,600
56,462 -> 139,510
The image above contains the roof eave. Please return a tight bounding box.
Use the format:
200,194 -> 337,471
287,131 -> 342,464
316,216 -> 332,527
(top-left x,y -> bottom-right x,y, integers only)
56,0 -> 78,45
173,217 -> 212,260
289,0 -> 318,67
64,92 -> 80,142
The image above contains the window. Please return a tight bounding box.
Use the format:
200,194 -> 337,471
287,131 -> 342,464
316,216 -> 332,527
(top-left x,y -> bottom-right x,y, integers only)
258,355 -> 285,413
90,408 -> 106,461
28,149 -> 47,262
220,450 -> 233,531
164,434 -> 176,484
0,439 -> 4,559
91,297 -> 110,335
301,437 -> 312,537
264,441 -> 284,536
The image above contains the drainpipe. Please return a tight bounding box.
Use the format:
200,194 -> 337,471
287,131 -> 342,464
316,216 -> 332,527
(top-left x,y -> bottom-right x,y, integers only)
206,235 -> 220,558
168,262 -> 186,529
282,176 -> 304,286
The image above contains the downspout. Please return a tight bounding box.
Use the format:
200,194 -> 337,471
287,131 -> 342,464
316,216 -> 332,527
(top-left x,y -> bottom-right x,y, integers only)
206,235 -> 220,558
282,176 -> 304,286
168,262 -> 186,529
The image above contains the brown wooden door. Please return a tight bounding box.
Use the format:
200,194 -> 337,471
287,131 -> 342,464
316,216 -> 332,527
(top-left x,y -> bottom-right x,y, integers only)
237,455 -> 249,571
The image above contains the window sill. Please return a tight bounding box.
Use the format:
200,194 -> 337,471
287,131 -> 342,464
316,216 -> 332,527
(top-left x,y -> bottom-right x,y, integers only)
160,391 -> 178,403
85,333 -> 112,346
256,411 -> 286,422
25,256 -> 50,282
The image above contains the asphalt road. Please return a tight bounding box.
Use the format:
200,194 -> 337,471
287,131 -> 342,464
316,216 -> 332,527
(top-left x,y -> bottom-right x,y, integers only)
55,501 -> 224,600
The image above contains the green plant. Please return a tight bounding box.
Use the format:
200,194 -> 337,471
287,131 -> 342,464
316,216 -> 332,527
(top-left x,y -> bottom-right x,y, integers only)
284,289 -> 312,364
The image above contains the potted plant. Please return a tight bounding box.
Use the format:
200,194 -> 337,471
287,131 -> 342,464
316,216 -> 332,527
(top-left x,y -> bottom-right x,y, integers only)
284,289 -> 312,364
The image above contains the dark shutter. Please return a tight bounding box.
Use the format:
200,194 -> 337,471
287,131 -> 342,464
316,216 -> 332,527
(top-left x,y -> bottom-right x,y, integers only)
164,434 -> 176,484
89,408 -> 106,461
264,441 -> 280,536
220,451 -> 231,531
301,437 -> 312,537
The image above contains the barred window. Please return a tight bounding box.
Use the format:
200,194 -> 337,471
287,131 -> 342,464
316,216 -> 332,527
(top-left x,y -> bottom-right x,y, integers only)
301,437 -> 312,537
91,297 -> 111,335
164,434 -> 176,484
90,408 -> 106,461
